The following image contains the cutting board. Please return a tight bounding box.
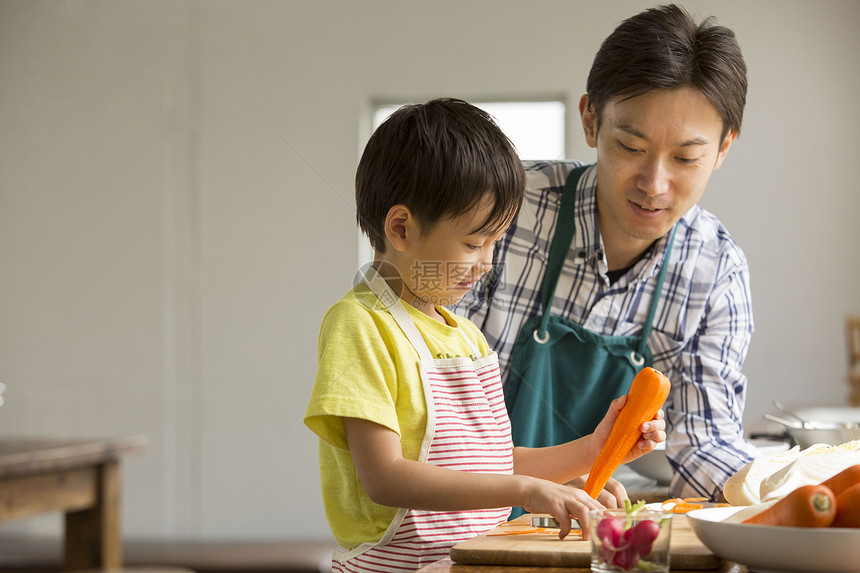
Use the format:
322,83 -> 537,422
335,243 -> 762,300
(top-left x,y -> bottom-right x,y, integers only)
450,513 -> 722,570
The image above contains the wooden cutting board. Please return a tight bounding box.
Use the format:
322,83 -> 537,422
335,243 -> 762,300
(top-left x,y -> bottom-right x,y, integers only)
450,513 -> 722,570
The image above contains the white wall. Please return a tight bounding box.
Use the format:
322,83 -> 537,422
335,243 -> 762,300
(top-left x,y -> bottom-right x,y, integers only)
1,0 -> 858,542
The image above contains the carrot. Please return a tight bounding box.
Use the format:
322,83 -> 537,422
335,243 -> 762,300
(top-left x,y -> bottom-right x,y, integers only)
831,482 -> 860,528
820,464 -> 860,497
741,484 -> 836,527
584,367 -> 671,498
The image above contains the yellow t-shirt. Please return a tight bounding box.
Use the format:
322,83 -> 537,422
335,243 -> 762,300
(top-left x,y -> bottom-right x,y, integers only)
304,282 -> 491,550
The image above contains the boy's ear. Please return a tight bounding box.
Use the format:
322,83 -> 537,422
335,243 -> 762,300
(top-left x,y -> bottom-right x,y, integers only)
384,204 -> 415,252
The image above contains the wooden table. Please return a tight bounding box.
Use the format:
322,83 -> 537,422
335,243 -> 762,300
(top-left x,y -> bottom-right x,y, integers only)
419,557 -> 748,573
0,435 -> 148,571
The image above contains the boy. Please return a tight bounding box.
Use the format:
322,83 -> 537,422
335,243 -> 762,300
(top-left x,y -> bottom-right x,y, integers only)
304,98 -> 665,572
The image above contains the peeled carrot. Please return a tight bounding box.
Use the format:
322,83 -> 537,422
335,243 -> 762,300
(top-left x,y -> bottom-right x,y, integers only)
831,482 -> 860,528
820,464 -> 860,497
660,497 -> 725,513
584,367 -> 671,498
742,484 -> 836,527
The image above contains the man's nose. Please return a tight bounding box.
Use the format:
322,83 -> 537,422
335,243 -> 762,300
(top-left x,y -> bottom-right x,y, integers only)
637,157 -> 671,196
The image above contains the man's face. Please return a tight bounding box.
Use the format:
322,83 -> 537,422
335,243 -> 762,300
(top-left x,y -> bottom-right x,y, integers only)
581,87 -> 735,266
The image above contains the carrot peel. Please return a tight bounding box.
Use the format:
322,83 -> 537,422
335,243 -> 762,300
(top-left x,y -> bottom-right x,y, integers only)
660,497 -> 711,513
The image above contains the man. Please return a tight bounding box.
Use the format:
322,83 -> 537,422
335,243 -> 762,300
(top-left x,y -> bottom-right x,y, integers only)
456,4 -> 757,501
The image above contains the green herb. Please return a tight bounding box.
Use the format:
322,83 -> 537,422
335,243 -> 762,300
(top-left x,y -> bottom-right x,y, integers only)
624,499 -> 647,529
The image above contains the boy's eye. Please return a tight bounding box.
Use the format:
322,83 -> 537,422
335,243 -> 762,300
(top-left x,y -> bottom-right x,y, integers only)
677,156 -> 700,165
466,243 -> 481,251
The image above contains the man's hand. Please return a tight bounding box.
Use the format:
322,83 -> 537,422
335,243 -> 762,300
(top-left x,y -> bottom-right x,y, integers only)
621,407 -> 666,464
589,396 -> 667,465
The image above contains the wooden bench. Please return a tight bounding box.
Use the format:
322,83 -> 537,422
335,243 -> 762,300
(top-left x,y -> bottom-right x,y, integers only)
77,569 -> 195,573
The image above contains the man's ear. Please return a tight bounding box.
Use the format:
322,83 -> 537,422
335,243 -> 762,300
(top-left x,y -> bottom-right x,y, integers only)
384,204 -> 415,252
713,130 -> 737,171
579,94 -> 598,148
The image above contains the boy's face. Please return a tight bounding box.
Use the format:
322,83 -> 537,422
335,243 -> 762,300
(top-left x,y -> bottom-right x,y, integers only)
581,87 -> 735,267
386,196 -> 508,316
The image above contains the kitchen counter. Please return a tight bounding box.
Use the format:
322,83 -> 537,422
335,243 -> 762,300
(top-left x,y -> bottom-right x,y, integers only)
418,557 -> 748,573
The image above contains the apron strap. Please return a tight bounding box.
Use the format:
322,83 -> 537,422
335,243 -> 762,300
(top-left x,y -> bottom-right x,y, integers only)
361,266 -> 481,360
362,267 -> 435,361
636,222 -> 678,357
536,166 -> 588,337
458,327 -> 481,358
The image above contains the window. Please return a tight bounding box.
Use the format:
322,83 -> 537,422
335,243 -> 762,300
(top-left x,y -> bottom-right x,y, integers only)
371,100 -> 565,161
359,100 -> 566,266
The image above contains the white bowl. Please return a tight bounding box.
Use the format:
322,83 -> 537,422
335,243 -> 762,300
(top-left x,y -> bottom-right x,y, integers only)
624,438 -> 790,485
687,505 -> 860,572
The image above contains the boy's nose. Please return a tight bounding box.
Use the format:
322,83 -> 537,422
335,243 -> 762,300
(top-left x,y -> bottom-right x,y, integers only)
479,246 -> 495,270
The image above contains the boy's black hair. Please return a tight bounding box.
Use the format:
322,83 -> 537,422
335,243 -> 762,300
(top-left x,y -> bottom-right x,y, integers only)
356,98 -> 525,252
586,4 -> 747,140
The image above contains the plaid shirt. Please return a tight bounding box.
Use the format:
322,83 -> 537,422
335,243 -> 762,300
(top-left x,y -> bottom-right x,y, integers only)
454,160 -> 758,500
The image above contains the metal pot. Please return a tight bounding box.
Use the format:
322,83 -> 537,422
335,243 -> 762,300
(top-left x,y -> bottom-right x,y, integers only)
762,406 -> 860,449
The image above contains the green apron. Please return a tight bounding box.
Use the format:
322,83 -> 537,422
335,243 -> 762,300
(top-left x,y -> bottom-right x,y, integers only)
505,165 -> 677,448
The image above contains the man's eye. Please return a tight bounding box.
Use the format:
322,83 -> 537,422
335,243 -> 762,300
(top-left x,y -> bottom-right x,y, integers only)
619,142 -> 640,154
678,156 -> 700,165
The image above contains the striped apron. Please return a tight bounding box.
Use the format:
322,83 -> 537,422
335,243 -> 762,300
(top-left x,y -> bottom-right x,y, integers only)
331,271 -> 514,573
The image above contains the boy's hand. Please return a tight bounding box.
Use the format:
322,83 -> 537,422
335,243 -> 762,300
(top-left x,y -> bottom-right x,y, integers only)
521,477 -> 604,540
